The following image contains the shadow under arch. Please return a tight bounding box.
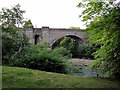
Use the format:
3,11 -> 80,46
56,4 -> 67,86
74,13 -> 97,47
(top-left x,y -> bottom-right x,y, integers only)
50,34 -> 85,49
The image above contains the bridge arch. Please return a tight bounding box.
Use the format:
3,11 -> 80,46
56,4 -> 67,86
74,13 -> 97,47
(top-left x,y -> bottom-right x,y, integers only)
24,26 -> 87,46
50,34 -> 85,48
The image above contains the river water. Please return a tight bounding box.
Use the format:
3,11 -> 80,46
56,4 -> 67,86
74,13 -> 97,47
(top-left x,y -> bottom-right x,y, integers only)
69,58 -> 104,77
73,65 -> 104,77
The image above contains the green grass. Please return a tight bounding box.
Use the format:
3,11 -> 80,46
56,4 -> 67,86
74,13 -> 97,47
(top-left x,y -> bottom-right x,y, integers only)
2,66 -> 120,88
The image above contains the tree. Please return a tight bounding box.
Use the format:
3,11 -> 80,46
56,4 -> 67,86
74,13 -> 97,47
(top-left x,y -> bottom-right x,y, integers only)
52,36 -> 79,58
1,4 -> 29,64
69,26 -> 80,29
77,0 -> 117,24
24,19 -> 33,27
77,0 -> 120,79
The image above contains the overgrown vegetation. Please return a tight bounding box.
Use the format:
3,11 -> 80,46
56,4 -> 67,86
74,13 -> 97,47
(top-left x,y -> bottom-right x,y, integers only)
77,0 -> 120,79
52,36 -> 96,59
52,47 -> 72,58
1,4 -> 79,74
1,4 -> 29,65
12,42 -> 79,74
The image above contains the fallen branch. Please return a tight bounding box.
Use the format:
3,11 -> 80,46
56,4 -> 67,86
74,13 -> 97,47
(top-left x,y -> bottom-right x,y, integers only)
12,46 -> 22,59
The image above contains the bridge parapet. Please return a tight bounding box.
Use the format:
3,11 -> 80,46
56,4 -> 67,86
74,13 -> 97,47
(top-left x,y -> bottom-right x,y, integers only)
24,26 -> 87,47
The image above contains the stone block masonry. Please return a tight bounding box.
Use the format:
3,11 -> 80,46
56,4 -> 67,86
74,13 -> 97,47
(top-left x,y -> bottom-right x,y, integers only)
24,26 -> 87,48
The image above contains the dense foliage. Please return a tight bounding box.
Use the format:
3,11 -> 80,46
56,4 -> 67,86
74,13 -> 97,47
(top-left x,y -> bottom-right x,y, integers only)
12,43 -> 79,74
78,0 -> 120,79
52,36 -> 96,58
1,4 -> 29,64
76,44 -> 97,59
24,19 -> 33,27
52,47 -> 72,58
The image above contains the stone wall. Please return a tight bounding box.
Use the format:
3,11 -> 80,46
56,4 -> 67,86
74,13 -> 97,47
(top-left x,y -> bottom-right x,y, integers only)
24,26 -> 87,47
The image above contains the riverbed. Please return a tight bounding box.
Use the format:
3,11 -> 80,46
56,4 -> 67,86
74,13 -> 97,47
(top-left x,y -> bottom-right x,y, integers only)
69,58 -> 104,77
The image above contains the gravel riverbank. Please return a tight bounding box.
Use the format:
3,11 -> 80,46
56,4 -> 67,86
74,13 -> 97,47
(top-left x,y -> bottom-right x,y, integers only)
69,58 -> 104,77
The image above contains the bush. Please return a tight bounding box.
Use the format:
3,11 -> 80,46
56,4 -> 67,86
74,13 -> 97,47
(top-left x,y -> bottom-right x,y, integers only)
75,44 -> 98,59
12,43 -> 79,74
52,47 -> 72,59
51,36 -> 97,58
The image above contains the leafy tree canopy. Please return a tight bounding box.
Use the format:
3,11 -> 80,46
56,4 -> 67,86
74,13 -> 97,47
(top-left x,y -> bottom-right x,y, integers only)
1,4 -> 29,64
77,0 -> 120,79
24,19 -> 33,27
77,0 -> 118,24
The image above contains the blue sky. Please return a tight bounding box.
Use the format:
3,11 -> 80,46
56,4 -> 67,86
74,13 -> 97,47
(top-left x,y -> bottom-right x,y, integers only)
0,0 -> 86,29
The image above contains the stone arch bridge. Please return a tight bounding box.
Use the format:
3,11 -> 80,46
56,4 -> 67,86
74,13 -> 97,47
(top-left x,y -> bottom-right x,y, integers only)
24,26 -> 87,48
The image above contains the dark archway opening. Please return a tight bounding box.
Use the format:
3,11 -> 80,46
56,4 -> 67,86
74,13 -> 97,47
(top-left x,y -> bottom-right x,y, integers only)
52,35 -> 85,58
35,35 -> 39,45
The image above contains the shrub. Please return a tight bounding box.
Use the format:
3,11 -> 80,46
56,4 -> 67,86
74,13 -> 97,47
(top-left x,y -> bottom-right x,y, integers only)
12,43 -> 79,74
52,47 -> 72,59
75,44 -> 97,59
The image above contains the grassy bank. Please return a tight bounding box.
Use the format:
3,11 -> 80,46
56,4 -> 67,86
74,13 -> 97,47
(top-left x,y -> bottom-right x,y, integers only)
2,66 -> 120,88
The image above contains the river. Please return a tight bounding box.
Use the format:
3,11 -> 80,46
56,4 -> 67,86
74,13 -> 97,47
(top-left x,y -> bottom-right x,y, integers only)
69,58 -> 104,77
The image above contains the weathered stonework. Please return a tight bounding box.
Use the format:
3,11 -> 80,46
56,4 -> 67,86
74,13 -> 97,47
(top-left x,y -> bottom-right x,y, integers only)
24,26 -> 87,47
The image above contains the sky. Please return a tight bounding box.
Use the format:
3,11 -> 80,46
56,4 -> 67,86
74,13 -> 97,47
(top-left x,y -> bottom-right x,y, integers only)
0,0 -> 86,29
